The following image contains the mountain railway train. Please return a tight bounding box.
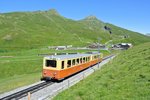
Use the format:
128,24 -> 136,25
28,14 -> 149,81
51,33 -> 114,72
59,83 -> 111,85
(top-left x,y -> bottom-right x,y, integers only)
41,52 -> 103,81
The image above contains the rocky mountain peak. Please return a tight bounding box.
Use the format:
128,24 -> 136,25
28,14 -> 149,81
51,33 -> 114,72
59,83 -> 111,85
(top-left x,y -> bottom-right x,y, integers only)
84,15 -> 98,20
47,9 -> 60,15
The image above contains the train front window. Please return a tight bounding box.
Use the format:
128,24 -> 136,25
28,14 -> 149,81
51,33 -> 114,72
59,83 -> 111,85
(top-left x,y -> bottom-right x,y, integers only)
46,60 -> 57,68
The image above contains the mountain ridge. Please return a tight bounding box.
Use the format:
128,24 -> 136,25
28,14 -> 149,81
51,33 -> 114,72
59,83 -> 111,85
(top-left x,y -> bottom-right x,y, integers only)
0,9 -> 149,51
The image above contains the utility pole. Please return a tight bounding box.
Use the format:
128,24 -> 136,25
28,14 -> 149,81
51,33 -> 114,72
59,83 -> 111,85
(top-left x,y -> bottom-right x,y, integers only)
98,37 -> 101,53
98,37 -> 101,68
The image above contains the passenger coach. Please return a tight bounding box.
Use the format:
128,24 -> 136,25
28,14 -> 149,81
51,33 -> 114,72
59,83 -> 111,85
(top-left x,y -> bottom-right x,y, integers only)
41,53 -> 103,81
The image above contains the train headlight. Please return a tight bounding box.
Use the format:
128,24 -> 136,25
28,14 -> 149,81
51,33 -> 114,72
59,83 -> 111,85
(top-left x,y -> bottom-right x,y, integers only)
44,71 -> 47,75
53,72 -> 57,75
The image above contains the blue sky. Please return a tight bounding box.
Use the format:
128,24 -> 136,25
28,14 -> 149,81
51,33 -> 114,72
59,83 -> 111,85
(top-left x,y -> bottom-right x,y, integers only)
0,0 -> 149,34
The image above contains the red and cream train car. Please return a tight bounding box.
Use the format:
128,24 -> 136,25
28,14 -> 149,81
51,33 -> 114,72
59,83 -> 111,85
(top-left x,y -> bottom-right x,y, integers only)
41,53 -> 103,81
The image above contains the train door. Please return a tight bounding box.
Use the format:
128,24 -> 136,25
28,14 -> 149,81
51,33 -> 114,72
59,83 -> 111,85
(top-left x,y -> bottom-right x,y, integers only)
61,61 -> 64,69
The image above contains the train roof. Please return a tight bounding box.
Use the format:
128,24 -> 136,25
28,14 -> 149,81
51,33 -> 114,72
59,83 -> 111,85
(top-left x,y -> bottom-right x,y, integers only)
44,53 -> 100,60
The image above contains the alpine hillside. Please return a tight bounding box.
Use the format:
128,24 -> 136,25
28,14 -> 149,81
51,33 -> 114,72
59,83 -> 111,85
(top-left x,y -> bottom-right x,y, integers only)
0,9 -> 149,51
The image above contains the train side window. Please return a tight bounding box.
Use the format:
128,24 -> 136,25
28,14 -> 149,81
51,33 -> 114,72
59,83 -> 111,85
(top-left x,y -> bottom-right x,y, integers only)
61,61 -> 64,69
80,58 -> 82,63
46,60 -> 56,68
77,58 -> 79,64
86,57 -> 88,62
72,59 -> 75,66
67,60 -> 71,67
96,55 -> 98,58
93,56 -> 95,59
83,57 -> 85,63
88,57 -> 90,61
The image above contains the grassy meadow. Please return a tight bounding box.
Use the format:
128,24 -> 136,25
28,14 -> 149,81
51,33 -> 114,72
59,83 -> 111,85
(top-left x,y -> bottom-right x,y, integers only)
54,42 -> 150,100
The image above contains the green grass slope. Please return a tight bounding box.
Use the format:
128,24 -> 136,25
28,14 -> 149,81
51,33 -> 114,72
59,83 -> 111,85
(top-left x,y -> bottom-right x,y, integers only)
0,9 -> 149,94
54,42 -> 150,100
0,9 -> 149,52
0,9 -> 108,51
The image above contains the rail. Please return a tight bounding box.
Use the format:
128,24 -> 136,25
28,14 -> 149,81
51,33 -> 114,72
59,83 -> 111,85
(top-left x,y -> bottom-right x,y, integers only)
0,81 -> 54,100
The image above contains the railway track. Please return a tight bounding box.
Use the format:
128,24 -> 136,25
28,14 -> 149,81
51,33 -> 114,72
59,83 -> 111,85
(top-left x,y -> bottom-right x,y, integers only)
0,55 -> 115,100
103,54 -> 114,60
0,81 -> 54,100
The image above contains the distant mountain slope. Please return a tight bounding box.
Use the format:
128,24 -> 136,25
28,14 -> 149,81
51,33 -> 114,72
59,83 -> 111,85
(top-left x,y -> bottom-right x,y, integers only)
146,33 -> 150,36
105,23 -> 150,45
0,9 -> 149,51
